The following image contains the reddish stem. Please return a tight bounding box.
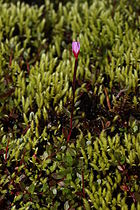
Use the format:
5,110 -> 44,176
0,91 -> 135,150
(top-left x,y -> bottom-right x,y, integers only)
67,58 -> 78,142
118,163 -> 136,203
22,124 -> 30,135
20,149 -> 26,166
9,51 -> 13,67
104,87 -> 111,110
5,139 -> 10,162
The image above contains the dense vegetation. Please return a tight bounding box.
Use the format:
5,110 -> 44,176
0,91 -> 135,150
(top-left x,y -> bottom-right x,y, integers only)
0,0 -> 140,209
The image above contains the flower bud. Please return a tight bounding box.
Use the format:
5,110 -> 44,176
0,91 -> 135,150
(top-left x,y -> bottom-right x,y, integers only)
72,41 -> 80,59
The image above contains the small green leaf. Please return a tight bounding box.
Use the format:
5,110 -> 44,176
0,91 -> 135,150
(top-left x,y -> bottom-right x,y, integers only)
28,183 -> 35,194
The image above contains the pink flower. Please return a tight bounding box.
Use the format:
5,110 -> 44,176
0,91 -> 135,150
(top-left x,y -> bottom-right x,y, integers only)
72,41 -> 80,59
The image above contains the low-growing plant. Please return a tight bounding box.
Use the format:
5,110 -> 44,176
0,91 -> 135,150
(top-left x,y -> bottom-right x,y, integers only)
0,0 -> 139,209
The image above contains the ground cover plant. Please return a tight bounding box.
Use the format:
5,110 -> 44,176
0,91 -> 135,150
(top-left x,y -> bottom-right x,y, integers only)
0,0 -> 140,209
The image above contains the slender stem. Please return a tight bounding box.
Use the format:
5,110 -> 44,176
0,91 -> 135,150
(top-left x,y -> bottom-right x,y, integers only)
104,87 -> 111,110
5,139 -> 9,162
116,87 -> 129,99
9,50 -> 13,67
67,58 -> 78,142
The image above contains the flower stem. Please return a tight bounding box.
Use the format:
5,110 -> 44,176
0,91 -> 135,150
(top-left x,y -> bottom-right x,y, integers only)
5,139 -> 9,162
67,58 -> 78,142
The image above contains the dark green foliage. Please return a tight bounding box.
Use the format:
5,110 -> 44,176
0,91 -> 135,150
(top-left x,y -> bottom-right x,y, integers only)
0,0 -> 140,209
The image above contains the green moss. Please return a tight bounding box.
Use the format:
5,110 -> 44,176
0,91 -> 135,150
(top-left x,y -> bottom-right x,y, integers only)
0,0 -> 139,209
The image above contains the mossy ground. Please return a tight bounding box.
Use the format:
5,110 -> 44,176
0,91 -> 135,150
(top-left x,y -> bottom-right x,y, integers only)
0,0 -> 140,209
